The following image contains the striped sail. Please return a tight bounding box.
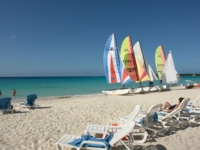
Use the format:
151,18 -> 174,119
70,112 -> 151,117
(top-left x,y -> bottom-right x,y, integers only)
103,34 -> 121,83
120,36 -> 139,82
103,33 -> 131,84
155,45 -> 166,79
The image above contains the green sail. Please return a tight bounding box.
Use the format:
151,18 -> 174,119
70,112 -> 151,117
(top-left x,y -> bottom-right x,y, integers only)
155,45 -> 166,79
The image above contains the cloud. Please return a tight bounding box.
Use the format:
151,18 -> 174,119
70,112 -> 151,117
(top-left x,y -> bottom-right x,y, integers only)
10,35 -> 16,39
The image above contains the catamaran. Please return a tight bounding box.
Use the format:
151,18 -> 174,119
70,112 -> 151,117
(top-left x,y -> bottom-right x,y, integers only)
160,50 -> 186,90
102,33 -> 132,95
133,41 -> 158,92
120,36 -> 150,94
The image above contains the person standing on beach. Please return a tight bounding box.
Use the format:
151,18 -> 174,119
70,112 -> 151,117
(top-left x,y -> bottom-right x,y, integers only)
12,89 -> 17,96
0,90 -> 2,96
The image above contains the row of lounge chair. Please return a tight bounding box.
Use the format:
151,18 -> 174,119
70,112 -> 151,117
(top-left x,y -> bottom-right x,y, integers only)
55,96 -> 200,150
0,94 -> 39,113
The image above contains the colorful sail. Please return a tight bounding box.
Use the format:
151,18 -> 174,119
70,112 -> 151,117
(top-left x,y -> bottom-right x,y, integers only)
120,64 -> 132,84
120,36 -> 139,82
133,41 -> 158,81
161,51 -> 181,84
155,45 -> 166,79
103,33 -> 131,85
103,34 -> 121,84
135,56 -> 150,82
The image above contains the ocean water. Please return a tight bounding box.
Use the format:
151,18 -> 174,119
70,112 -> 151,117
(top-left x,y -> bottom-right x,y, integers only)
0,76 -> 199,100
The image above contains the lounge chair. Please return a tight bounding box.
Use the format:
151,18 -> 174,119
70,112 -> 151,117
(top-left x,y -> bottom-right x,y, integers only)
158,98 -> 191,129
0,97 -> 13,114
17,94 -> 39,110
120,104 -> 165,137
85,104 -> 162,144
186,95 -> 200,113
84,105 -> 148,144
84,105 -> 141,137
55,121 -> 136,150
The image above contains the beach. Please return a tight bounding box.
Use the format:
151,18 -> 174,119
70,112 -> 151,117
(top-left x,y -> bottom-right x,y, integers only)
1,88 -> 200,150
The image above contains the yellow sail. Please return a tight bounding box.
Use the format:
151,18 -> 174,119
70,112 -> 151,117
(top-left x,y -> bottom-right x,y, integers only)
135,56 -> 150,82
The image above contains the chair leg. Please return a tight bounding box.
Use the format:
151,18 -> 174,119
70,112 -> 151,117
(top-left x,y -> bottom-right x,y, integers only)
56,144 -> 62,150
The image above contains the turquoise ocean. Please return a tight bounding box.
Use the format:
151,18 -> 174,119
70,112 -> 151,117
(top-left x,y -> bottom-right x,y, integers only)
0,76 -> 199,100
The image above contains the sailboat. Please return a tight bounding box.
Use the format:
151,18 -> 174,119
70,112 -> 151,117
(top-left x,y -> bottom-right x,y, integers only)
161,50 -> 186,90
102,33 -> 132,95
133,41 -> 158,92
155,45 -> 169,90
120,36 -> 150,94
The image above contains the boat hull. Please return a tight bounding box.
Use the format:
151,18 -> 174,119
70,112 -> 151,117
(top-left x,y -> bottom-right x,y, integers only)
149,86 -> 158,92
157,85 -> 170,91
102,88 -> 130,96
169,84 -> 186,90
131,87 -> 150,94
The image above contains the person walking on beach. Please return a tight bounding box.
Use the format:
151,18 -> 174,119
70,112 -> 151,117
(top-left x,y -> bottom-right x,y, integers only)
0,90 -> 2,96
160,97 -> 184,113
12,89 -> 17,96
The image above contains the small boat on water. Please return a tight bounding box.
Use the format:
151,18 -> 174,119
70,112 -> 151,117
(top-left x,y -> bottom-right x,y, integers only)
185,80 -> 195,82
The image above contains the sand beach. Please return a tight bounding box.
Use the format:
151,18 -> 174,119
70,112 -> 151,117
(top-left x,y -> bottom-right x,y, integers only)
1,88 -> 200,150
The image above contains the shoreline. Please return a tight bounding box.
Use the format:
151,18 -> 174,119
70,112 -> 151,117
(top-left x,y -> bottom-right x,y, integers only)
10,92 -> 105,103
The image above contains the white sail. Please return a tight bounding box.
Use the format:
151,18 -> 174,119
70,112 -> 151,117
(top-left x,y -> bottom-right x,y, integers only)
133,41 -> 145,67
144,58 -> 158,81
161,50 -> 180,84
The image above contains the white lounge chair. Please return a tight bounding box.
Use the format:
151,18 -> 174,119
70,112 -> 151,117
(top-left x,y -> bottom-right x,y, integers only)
84,105 -> 148,144
84,105 -> 141,136
120,104 -> 165,137
55,121 -> 136,150
186,95 -> 200,113
159,98 -> 191,128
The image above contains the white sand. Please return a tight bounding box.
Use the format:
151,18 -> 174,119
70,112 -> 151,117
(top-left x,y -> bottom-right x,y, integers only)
1,88 -> 200,150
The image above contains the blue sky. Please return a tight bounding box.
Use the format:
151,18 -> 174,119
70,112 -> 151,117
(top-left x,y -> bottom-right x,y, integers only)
0,0 -> 200,77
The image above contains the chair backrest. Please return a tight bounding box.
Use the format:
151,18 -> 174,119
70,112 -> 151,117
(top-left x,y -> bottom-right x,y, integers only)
161,108 -> 182,121
109,121 -> 135,146
126,105 -> 141,124
144,103 -> 163,126
191,95 -> 200,108
0,97 -> 12,109
178,98 -> 190,113
27,94 -> 37,105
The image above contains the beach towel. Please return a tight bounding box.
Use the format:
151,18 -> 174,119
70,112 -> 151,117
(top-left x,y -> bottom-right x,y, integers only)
68,133 -> 114,150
